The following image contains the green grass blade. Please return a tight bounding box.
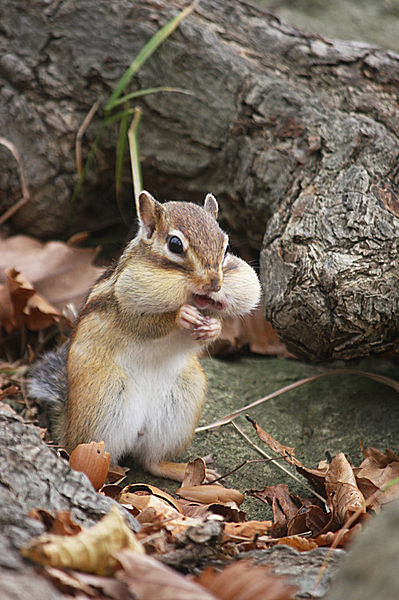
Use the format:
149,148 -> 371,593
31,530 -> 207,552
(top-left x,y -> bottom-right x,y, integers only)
103,109 -> 137,126
105,1 -> 197,112
112,86 -> 193,108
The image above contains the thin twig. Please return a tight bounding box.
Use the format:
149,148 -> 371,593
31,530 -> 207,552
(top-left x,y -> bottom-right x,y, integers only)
207,458 -> 283,485
0,137 -> 30,225
75,98 -> 102,177
231,420 -> 328,507
196,368 -> 399,433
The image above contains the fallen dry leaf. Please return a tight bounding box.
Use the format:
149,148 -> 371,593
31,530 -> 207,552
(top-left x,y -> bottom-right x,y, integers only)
69,441 -> 111,491
179,500 -> 246,522
248,417 -> 297,464
0,234 -> 103,312
0,384 -> 19,401
247,484 -> 303,538
355,446 -> 399,508
246,417 -> 331,497
325,452 -> 366,527
313,523 -> 363,547
224,520 -> 272,540
21,504 -> 143,575
177,484 -> 244,506
287,504 -> 329,537
276,535 -> 318,552
44,565 -> 132,599
120,483 -> 184,514
214,305 -> 290,357
2,268 -> 68,332
29,508 -> 82,536
196,560 -> 296,600
116,549 -> 217,600
181,457 -> 207,487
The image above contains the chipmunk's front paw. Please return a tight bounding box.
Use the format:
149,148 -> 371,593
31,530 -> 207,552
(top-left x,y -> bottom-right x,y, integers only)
192,316 -> 221,342
177,304 -> 221,342
176,304 -> 205,331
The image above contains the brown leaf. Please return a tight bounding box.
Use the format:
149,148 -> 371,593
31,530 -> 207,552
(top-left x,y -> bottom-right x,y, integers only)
44,565 -> 133,599
287,504 -> 329,537
51,511 -> 83,536
325,453 -> 366,527
247,484 -> 301,537
176,484 -> 244,506
178,499 -> 246,522
2,268 -> 67,332
0,234 -> 103,313
276,536 -> 318,552
248,418 -> 298,464
224,520 -> 273,540
214,306 -> 291,357
355,446 -> 399,508
314,523 -> 363,548
69,441 -> 111,491
116,549 -> 217,600
249,418 -> 329,496
21,505 -> 144,575
101,484 -> 123,500
120,483 -> 184,514
106,464 -> 128,485
0,384 -> 19,401
181,457 -> 207,487
29,509 -> 82,536
195,560 -> 297,600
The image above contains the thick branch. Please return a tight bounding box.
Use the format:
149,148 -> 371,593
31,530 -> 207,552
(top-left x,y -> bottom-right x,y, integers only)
1,0 -> 398,359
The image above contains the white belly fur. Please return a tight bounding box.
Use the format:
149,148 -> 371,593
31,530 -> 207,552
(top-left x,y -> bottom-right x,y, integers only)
98,330 -> 201,465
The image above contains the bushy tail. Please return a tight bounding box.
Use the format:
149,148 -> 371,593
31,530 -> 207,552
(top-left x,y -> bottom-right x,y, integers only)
27,344 -> 68,408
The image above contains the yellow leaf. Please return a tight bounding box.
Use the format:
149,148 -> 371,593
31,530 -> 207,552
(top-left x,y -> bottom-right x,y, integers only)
21,505 -> 143,575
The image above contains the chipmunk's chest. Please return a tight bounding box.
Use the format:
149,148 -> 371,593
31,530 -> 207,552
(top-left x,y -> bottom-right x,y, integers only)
116,330 -> 195,407
110,331 -> 199,460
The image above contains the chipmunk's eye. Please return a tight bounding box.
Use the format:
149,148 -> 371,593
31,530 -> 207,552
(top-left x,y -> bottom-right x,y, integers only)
168,235 -> 184,254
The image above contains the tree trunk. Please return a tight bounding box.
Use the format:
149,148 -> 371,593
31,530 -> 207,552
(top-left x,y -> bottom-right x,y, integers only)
1,0 -> 398,360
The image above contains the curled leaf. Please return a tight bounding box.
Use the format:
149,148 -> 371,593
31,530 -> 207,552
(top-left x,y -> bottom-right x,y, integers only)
177,484 -> 244,506
121,483 -> 183,513
325,453 -> 366,526
69,441 -> 111,491
21,505 -> 143,575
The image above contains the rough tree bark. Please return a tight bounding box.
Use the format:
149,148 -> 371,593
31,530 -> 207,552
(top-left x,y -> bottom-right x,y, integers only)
0,0 -> 398,360
0,404 -> 138,598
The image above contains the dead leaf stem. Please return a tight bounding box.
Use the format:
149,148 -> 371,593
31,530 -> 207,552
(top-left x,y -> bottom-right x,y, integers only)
231,420 -> 328,507
75,99 -> 102,177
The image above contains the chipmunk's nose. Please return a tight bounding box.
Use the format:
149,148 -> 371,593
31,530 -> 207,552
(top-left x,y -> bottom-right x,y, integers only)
203,274 -> 221,293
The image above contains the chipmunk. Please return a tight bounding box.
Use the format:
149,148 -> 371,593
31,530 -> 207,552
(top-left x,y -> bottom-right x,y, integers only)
28,191 -> 261,481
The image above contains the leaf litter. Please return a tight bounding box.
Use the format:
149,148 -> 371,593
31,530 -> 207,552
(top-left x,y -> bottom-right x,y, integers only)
20,426 -> 399,599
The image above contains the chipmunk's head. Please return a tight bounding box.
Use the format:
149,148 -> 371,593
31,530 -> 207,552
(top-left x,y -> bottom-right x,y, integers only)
117,191 -> 260,316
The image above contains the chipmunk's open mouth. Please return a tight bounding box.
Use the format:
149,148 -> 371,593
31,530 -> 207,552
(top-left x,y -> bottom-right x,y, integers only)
192,294 -> 225,311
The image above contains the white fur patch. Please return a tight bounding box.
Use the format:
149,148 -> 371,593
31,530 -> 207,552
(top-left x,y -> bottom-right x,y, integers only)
94,330 -> 201,464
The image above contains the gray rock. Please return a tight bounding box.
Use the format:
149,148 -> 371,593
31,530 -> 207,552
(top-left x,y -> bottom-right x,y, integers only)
326,500 -> 399,600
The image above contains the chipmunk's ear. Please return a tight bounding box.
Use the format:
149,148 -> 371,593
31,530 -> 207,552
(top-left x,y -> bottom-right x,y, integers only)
137,191 -> 164,239
204,193 -> 218,220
